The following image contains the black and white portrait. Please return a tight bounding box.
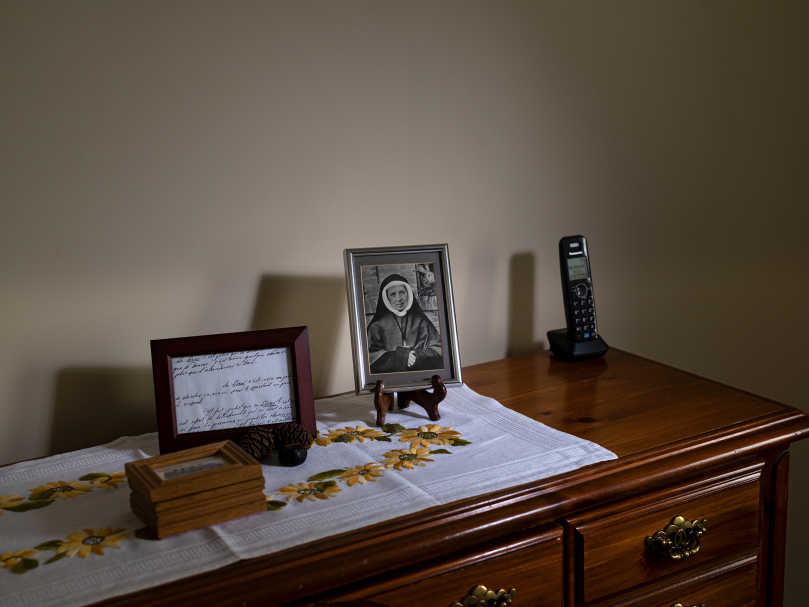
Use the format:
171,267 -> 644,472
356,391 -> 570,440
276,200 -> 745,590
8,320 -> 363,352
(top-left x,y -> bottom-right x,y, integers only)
344,244 -> 462,393
360,263 -> 444,374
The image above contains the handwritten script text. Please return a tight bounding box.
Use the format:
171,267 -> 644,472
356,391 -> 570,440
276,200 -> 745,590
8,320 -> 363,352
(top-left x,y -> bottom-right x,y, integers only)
171,348 -> 297,434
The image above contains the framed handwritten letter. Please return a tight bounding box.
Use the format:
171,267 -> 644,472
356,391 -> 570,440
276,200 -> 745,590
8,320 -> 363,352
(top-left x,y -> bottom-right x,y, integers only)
150,327 -> 315,454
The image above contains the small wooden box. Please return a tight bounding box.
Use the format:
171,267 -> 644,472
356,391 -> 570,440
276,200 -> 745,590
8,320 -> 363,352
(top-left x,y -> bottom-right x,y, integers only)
125,441 -> 266,538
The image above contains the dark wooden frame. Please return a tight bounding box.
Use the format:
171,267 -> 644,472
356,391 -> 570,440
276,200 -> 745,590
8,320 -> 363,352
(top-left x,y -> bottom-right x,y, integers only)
150,327 -> 315,454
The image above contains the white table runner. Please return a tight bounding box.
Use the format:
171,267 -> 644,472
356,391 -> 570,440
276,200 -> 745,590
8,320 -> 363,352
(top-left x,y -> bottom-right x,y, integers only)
0,385 -> 615,607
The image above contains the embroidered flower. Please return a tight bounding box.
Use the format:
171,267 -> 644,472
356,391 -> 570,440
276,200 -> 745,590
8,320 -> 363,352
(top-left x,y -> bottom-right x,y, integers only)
323,426 -> 386,443
29,481 -> 92,500
1,549 -> 37,569
276,481 -> 342,503
0,494 -> 25,514
339,463 -> 384,487
87,472 -> 127,489
382,447 -> 434,470
398,425 -> 461,448
56,527 -> 128,558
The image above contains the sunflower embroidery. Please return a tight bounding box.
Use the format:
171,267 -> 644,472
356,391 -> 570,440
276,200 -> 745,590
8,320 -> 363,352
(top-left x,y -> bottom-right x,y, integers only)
29,480 -> 92,500
339,463 -> 384,486
85,472 -> 127,489
323,426 -> 386,443
1,549 -> 38,569
382,447 -> 434,470
56,527 -> 128,558
276,481 -> 342,503
398,425 -> 461,448
0,494 -> 25,514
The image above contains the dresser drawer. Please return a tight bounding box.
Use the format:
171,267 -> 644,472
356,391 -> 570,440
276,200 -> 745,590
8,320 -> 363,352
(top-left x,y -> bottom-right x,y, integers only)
329,523 -> 563,607
628,561 -> 757,607
563,461 -> 763,605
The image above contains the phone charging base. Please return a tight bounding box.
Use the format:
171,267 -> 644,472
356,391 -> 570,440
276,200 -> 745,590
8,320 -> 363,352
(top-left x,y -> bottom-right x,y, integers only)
547,329 -> 609,362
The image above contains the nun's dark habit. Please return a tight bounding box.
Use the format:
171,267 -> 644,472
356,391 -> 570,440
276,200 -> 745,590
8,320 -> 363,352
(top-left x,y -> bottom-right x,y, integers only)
367,273 -> 443,374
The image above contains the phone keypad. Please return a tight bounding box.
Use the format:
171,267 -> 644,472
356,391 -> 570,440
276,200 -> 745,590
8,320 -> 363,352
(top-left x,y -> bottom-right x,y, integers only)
570,284 -> 597,341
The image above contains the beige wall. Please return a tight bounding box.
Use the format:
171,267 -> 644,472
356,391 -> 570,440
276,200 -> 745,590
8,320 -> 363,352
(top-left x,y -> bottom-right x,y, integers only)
2,1 -> 807,601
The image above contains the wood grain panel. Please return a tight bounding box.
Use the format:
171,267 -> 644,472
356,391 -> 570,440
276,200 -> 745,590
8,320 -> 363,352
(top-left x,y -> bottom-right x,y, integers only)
768,451 -> 790,607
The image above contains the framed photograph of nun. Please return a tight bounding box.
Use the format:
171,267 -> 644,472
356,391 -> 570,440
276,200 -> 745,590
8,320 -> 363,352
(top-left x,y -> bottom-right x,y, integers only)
344,244 -> 462,393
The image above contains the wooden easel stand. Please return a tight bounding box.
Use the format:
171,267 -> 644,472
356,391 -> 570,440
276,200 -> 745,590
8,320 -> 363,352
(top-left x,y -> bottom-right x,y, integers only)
373,375 -> 447,427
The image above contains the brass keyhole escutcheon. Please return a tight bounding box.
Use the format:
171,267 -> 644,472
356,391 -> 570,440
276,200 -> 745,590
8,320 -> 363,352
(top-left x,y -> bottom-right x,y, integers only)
645,516 -> 708,560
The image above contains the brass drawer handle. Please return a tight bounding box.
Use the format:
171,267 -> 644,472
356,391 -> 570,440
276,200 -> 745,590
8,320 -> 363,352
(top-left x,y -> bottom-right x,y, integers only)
449,585 -> 516,607
672,604 -> 706,607
645,516 -> 708,560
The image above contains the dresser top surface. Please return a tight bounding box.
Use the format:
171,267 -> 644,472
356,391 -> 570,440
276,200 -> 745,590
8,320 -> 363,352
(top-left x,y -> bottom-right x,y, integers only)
463,348 -> 789,458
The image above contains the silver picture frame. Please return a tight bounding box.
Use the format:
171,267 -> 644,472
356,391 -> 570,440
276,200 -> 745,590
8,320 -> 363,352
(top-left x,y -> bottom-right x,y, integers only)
344,244 -> 462,394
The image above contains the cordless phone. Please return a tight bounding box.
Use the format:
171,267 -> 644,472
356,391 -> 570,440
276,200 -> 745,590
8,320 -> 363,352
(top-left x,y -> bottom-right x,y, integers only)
547,235 -> 608,361
559,235 -> 598,342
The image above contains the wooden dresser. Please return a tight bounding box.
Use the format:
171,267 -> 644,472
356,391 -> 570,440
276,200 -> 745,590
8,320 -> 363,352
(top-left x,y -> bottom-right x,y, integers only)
99,349 -> 809,607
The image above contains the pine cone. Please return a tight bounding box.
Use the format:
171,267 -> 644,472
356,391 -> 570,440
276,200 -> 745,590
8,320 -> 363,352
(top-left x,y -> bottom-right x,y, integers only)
238,427 -> 275,460
273,422 -> 315,449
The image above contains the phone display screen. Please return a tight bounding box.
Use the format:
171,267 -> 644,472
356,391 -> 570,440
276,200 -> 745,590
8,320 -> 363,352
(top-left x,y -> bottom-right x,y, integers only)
567,257 -> 588,281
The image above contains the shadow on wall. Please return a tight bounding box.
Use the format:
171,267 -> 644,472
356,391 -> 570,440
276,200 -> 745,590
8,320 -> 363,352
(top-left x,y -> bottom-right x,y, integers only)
45,275 -> 347,456
506,252 -> 544,357
251,275 -> 346,398
49,368 -> 156,455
